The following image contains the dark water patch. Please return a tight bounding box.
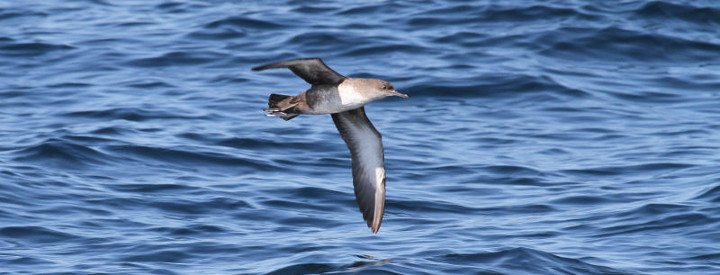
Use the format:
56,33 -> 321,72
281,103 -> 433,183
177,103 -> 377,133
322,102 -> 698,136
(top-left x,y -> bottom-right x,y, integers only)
121,250 -> 192,263
636,1 -> 720,25
63,134 -> 117,144
552,195 -> 620,206
336,5 -> 385,15
204,16 -> 285,30
277,216 -> 345,228
407,74 -> 589,98
126,51 -> 227,67
0,90 -> 28,99
267,263 -> 336,275
432,31 -> 489,46
287,186 -> 348,201
64,107 -> 204,121
261,196 -> 343,213
148,197 -> 251,215
540,26 -> 720,63
483,165 -> 547,177
293,5 -> 337,14
150,224 -> 227,236
0,226 -> 79,244
694,184 -> 720,203
215,137 -> 337,151
596,213 -> 713,238
481,4 -> 601,22
440,247 -> 630,274
645,75 -> 720,93
107,145 -> 273,171
341,44 -> 432,57
108,183 -> 199,194
90,126 -> 133,136
390,198 -> 477,215
561,162 -> 695,177
45,82 -> 92,89
125,80 -> 176,89
0,10 -> 47,24
619,203 -> 693,218
12,138 -> 110,168
3,255 -> 55,265
154,1 -> 208,14
479,204 -> 556,215
286,32 -> 354,51
0,42 -> 74,57
607,90 -> 684,104
186,27 -> 246,40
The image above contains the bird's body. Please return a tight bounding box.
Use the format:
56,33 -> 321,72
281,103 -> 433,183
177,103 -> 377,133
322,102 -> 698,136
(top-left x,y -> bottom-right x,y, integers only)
252,58 -> 407,234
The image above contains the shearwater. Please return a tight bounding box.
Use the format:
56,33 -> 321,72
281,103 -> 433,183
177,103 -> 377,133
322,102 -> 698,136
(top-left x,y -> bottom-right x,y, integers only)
252,58 -> 408,234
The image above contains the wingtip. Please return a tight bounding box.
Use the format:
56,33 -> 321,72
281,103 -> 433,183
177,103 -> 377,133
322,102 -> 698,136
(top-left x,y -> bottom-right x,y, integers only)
370,221 -> 382,234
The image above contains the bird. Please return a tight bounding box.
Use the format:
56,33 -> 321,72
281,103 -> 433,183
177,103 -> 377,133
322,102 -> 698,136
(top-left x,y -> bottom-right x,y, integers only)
252,58 -> 408,234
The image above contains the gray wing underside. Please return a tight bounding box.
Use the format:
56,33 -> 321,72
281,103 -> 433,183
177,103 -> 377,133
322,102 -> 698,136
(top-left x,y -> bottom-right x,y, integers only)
331,107 -> 386,234
251,58 -> 346,86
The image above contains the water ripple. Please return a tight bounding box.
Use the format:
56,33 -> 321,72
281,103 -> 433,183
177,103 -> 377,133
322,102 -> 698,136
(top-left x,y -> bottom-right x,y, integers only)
1,1 -> 719,274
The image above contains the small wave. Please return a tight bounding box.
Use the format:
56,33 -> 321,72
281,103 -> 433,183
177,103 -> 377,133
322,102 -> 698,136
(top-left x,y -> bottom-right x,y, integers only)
560,162 -> 694,177
694,184 -> 720,203
149,197 -> 251,215
440,247 -> 629,274
107,144 -> 275,171
341,44 -> 432,57
595,212 -> 711,238
204,16 -> 284,30
214,137 -> 337,151
635,1 -> 720,26
0,226 -> 79,244
125,80 -> 176,89
551,195 -> 620,206
107,183 -> 199,194
0,10 -> 47,22
186,27 -> 246,40
149,224 -> 227,236
12,138 -> 110,168
539,26 -> 720,63
126,51 -> 227,67
336,5 -> 385,16
121,250 -> 192,263
0,42 -> 74,57
63,107 -> 205,121
267,263 -> 336,275
406,74 -> 589,99
479,4 -> 600,22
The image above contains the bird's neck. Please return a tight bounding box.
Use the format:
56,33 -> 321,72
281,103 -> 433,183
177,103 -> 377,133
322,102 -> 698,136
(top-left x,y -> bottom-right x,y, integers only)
338,78 -> 375,106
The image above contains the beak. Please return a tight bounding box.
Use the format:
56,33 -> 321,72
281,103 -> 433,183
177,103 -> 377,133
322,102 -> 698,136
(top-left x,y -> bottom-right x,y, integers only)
389,90 -> 409,99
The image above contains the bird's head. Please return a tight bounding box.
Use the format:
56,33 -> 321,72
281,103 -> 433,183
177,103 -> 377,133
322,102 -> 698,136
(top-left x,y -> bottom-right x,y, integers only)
368,79 -> 408,99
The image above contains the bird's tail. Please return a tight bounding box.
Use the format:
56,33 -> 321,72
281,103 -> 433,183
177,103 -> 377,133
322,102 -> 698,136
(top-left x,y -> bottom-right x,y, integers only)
264,94 -> 299,121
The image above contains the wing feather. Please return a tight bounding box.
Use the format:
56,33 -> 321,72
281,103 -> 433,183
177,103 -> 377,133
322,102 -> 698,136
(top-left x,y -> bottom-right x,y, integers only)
331,107 -> 386,234
252,58 -> 345,86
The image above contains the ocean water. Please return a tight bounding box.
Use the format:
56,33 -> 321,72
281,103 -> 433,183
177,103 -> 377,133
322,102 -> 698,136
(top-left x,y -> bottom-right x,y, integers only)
1,0 -> 719,274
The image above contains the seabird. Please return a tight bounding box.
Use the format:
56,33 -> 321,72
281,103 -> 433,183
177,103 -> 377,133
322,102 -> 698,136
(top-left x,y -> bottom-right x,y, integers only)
252,58 -> 408,234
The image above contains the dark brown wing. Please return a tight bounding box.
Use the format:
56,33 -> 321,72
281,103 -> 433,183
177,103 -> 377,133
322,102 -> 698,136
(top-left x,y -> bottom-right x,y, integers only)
252,58 -> 346,86
331,107 -> 386,234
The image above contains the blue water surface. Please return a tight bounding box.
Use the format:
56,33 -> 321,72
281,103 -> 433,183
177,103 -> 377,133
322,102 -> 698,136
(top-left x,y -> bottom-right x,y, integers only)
1,1 -> 720,274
